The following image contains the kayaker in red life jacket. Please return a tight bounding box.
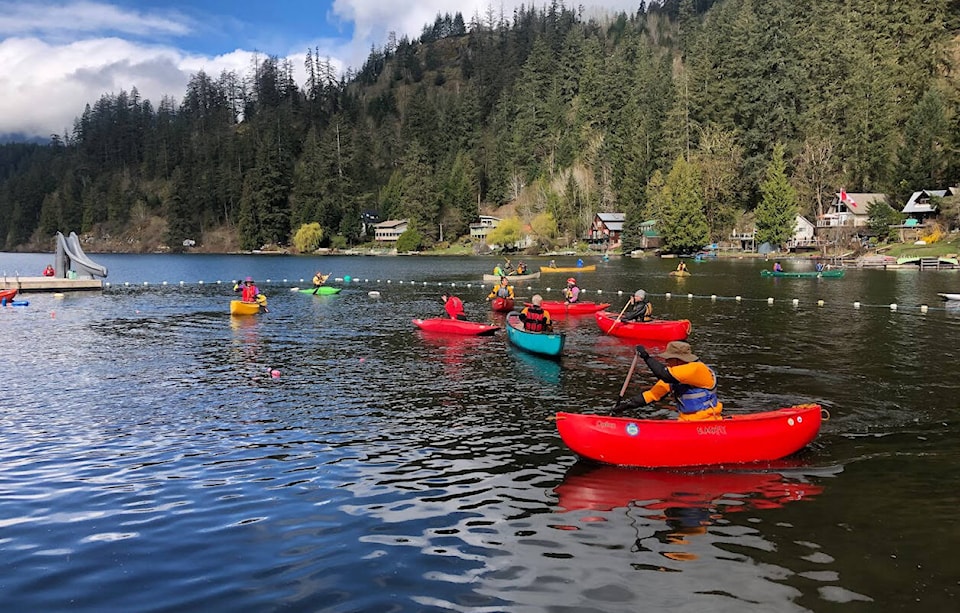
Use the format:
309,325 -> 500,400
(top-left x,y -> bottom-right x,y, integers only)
519,294 -> 552,332
621,289 -> 653,322
615,341 -> 723,422
441,292 -> 466,320
562,278 -> 580,303
234,277 -> 260,302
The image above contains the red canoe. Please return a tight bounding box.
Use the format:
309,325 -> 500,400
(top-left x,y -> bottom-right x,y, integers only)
555,404 -> 823,468
555,464 -> 824,513
490,297 -> 514,312
594,310 -> 691,341
0,288 -> 18,302
412,318 -> 499,336
530,300 -> 611,318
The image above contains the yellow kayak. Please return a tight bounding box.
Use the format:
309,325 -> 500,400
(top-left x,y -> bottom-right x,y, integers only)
230,299 -> 263,316
540,265 -> 597,273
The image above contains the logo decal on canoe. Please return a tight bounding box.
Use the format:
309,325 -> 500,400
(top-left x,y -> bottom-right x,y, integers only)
625,423 -> 639,436
696,424 -> 727,436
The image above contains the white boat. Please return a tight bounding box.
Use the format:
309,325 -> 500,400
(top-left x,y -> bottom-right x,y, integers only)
482,271 -> 541,282
937,293 -> 960,301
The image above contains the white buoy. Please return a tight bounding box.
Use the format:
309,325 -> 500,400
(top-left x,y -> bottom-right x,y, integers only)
890,303 -> 898,311
854,301 -> 860,309
618,290 -> 624,296
817,300 -> 824,307
143,281 -> 149,286
387,280 -> 392,284
920,304 -> 928,313
735,295 -> 742,302
665,292 -> 671,299
217,280 -> 222,285
198,280 -> 204,285
368,291 -> 381,298
711,294 -> 717,301
162,281 -> 168,286
687,293 -> 693,299
767,297 -> 774,304
596,289 -> 603,294
792,298 -> 799,306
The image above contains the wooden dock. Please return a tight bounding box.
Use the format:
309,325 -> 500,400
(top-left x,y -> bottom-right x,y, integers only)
0,276 -> 103,293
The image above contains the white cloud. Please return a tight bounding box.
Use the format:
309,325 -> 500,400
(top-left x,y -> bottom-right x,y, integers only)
0,0 -> 642,139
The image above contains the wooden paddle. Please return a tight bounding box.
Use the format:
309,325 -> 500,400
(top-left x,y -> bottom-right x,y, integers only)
605,300 -> 631,334
614,352 -> 640,409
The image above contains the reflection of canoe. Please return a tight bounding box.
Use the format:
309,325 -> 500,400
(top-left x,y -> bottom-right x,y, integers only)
482,271 -> 541,282
669,270 -> 691,277
230,300 -> 261,316
298,287 -> 342,295
412,318 -> 499,336
554,463 -> 824,513
760,270 -> 844,278
594,310 -> 690,341
540,265 -> 597,273
533,300 -> 611,318
505,311 -> 565,357
555,404 -> 823,468
938,293 -> 960,301
490,297 -> 514,312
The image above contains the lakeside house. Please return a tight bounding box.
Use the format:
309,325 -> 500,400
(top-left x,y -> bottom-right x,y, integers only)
586,212 -> 625,251
818,192 -> 886,228
469,215 -> 500,241
901,189 -> 958,224
373,219 -> 408,242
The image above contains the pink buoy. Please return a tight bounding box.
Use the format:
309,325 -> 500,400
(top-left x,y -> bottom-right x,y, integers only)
270,369 -> 281,379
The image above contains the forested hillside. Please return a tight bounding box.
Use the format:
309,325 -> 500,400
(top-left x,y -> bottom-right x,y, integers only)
1,0 -> 958,253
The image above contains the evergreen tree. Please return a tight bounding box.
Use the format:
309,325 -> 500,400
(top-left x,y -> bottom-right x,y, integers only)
655,155 -> 709,254
755,143 -> 799,249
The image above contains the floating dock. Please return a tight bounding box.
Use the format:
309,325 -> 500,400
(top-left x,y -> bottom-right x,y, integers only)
1,276 -> 103,293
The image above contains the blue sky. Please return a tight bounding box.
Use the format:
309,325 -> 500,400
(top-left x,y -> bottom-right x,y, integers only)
0,0 -> 640,140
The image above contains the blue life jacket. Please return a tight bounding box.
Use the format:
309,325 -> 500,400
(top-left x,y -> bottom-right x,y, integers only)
671,367 -> 719,414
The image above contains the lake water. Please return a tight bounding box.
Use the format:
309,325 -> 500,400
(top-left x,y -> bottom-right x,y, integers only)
1,252 -> 958,612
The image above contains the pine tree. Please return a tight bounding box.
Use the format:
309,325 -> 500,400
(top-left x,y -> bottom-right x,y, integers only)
755,143 -> 799,249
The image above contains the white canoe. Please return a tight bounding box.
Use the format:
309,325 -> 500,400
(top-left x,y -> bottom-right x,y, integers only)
482,271 -> 541,282
938,293 -> 960,301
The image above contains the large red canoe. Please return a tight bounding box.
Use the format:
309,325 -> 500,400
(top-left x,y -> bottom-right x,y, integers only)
412,318 -> 499,336
530,300 -> 611,318
594,310 -> 691,341
490,297 -> 514,312
555,405 -> 823,468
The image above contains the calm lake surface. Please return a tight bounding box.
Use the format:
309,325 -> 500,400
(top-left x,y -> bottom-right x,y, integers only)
1,252 -> 958,612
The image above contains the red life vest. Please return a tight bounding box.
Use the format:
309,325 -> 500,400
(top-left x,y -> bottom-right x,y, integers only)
521,305 -> 547,332
241,285 -> 258,302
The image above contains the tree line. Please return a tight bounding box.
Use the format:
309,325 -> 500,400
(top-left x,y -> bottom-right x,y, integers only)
0,0 -> 957,253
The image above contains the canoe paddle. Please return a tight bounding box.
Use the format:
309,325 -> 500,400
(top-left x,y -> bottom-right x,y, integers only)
605,301 -> 631,334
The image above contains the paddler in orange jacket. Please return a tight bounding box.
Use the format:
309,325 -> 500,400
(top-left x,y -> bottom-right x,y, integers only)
615,341 -> 722,421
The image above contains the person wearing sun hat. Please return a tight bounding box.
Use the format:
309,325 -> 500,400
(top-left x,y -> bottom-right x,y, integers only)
614,341 -> 723,421
561,277 -> 580,303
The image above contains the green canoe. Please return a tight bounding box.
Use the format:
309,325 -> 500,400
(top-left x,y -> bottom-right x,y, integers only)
761,270 -> 844,278
299,287 -> 342,295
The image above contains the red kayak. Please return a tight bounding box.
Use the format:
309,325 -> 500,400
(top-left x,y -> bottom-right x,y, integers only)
530,300 -> 611,318
555,404 -> 823,468
594,310 -> 691,341
0,288 -> 17,302
412,318 -> 499,336
490,297 -> 514,312
555,464 -> 824,513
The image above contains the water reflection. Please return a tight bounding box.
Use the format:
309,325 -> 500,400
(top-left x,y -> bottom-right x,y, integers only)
508,346 -> 562,385
554,462 -> 826,563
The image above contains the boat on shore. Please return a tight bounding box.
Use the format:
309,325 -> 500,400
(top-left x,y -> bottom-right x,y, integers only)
505,312 -> 565,357
541,265 -> 597,273
482,271 -> 541,282
594,311 -> 690,341
761,269 -> 845,278
412,318 -> 499,336
555,404 -> 824,468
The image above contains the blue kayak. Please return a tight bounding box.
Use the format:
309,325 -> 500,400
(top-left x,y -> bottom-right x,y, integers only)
505,311 -> 565,358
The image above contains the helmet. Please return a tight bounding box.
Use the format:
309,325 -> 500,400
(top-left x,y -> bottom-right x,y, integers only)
634,289 -> 646,300
567,277 -> 576,284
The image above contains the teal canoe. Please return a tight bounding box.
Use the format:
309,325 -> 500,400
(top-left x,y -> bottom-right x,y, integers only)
299,287 -> 342,295
761,269 -> 844,278
505,311 -> 565,358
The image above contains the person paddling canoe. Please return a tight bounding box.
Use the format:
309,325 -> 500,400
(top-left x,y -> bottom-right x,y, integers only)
615,341 -> 723,422
621,289 -> 653,323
